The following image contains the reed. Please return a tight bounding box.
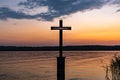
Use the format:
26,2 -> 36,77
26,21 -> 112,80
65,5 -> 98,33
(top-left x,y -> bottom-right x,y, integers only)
105,55 -> 120,80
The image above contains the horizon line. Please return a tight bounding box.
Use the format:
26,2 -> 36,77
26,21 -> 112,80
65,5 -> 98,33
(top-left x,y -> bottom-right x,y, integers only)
1,45 -> 120,47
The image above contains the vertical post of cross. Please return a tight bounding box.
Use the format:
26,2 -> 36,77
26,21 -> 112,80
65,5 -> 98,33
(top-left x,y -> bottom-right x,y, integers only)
51,20 -> 71,80
59,20 -> 63,57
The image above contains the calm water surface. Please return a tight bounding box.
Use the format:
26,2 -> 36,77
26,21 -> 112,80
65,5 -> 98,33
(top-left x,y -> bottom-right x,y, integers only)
0,51 -> 120,80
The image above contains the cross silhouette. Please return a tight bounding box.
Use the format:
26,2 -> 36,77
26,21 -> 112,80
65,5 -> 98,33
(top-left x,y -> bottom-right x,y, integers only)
51,20 -> 71,57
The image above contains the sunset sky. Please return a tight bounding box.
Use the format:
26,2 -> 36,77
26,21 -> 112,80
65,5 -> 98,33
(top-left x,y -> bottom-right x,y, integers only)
0,0 -> 120,46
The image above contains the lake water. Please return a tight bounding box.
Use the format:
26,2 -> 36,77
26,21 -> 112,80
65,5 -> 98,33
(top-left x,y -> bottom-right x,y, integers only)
0,51 -> 120,80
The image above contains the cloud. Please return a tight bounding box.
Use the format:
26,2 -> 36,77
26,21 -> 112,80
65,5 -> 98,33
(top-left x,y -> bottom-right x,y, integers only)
0,7 -> 33,20
111,0 -> 120,13
18,0 -> 109,21
0,7 -> 57,21
112,0 -> 120,5
116,9 -> 120,12
0,0 -> 120,21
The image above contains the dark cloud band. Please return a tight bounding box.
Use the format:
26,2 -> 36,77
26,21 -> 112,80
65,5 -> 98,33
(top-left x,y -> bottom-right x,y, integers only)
0,0 -> 120,21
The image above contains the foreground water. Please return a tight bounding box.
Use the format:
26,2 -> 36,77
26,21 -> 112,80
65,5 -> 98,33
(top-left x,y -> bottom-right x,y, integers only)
0,51 -> 120,80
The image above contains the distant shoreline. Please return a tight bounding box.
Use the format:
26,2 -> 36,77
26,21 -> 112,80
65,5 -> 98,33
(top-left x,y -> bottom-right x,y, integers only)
0,45 -> 120,51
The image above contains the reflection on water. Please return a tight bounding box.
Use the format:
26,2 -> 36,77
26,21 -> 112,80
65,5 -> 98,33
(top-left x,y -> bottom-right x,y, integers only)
0,51 -> 120,80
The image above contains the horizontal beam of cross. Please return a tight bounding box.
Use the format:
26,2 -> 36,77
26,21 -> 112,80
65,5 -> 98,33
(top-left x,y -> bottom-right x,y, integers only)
51,27 -> 71,30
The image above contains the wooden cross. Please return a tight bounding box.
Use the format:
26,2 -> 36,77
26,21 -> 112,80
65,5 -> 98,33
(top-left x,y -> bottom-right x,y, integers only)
51,20 -> 71,57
